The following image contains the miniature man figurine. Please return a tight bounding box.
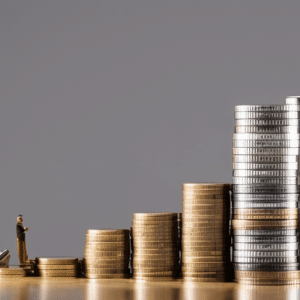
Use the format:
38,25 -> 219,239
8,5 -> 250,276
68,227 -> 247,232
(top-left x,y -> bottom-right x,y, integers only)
16,214 -> 29,267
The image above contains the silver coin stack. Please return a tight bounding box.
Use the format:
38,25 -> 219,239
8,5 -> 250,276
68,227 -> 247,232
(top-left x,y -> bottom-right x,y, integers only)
83,229 -> 130,279
131,213 -> 180,281
232,104 -> 300,285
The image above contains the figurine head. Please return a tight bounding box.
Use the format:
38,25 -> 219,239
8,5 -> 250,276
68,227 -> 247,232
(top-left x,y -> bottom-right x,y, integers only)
17,215 -> 23,223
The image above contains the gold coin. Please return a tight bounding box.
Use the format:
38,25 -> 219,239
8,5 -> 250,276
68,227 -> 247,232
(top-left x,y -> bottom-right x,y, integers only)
39,269 -> 77,277
183,183 -> 231,189
85,236 -> 129,243
84,257 -> 128,264
38,264 -> 77,270
182,272 -> 225,278
235,271 -> 300,279
183,192 -> 230,197
183,210 -> 226,215
36,258 -> 78,265
84,245 -> 129,251
84,263 -> 128,269
134,276 -> 175,281
182,251 -> 224,256
182,246 -> 227,252
183,277 -> 226,282
132,233 -> 177,238
85,273 -> 130,279
133,218 -> 177,223
182,226 -> 226,232
133,270 -> 175,275
85,268 -> 128,274
133,212 -> 178,217
132,234 -> 177,240
132,262 -> 177,268
132,228 -> 177,234
182,262 -> 226,268
182,232 -> 225,238
84,251 -> 128,257
85,241 -> 127,246
232,219 -> 299,229
133,256 -> 177,262
0,267 -> 26,276
85,274 -> 130,279
182,256 -> 226,263
183,203 -> 226,208
133,254 -> 177,259
182,268 -> 226,273
182,231 -> 227,237
86,229 -> 129,235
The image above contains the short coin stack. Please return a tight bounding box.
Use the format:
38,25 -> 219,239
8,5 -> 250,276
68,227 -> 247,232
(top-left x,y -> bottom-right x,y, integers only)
233,104 -> 300,285
83,229 -> 130,279
36,257 -> 78,277
182,183 -> 231,282
132,213 -> 179,281
0,266 -> 25,278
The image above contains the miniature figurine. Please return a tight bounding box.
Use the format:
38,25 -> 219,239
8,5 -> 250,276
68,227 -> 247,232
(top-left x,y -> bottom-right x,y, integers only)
16,215 -> 30,267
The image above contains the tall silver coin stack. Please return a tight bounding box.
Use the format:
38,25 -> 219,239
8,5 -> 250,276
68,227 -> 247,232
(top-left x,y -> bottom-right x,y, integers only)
132,213 -> 180,281
83,229 -> 130,279
232,104 -> 300,285
182,183 -> 232,282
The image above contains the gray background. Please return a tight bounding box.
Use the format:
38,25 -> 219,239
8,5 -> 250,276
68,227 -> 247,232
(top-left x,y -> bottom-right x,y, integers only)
0,0 -> 299,264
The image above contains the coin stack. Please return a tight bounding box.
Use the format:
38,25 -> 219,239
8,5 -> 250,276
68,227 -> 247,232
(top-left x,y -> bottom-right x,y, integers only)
132,213 -> 179,281
83,229 -> 130,279
36,257 -> 78,277
233,104 -> 300,285
182,183 -> 232,282
286,96 -> 300,105
0,266 -> 26,278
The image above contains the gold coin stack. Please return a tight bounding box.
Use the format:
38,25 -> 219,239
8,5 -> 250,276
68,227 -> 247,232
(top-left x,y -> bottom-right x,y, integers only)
36,257 -> 78,277
83,229 -> 130,279
182,183 -> 231,282
132,213 -> 180,281
0,266 -> 26,278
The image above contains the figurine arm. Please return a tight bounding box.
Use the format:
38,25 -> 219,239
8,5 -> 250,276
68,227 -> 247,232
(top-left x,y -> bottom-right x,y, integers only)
24,227 -> 28,231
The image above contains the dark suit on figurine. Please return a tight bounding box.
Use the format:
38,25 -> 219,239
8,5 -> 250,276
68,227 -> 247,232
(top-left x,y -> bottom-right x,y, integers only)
16,215 -> 28,266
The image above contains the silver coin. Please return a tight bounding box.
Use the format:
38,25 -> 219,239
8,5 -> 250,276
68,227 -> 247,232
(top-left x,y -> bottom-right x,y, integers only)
234,111 -> 300,119
233,229 -> 299,236
235,126 -> 299,134
233,139 -> 299,148
233,263 -> 300,271
233,133 -> 300,140
233,236 -> 298,244
234,105 -> 300,112
235,119 -> 299,126
233,162 -> 299,170
233,194 -> 299,201
233,148 -> 299,156
233,201 -> 298,209
233,155 -> 298,163
233,250 -> 298,258
234,243 -> 298,251
232,184 -> 299,194
233,169 -> 299,177
286,96 -> 300,105
232,177 -> 299,185
233,257 -> 298,263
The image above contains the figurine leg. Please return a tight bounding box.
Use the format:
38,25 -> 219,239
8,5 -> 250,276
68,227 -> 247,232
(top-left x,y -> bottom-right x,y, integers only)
17,239 -> 26,266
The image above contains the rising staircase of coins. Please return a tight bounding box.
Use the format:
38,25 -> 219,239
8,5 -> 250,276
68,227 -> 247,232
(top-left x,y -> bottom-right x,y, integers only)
2,96 -> 300,285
